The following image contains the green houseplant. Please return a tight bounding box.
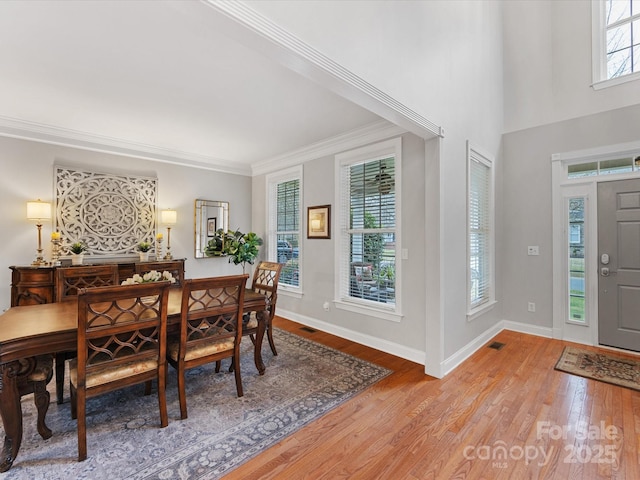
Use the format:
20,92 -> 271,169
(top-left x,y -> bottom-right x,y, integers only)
69,242 -> 87,265
205,229 -> 263,273
69,242 -> 87,255
137,241 -> 152,262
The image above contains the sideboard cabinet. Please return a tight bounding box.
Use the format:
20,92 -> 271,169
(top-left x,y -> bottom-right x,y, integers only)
10,259 -> 185,307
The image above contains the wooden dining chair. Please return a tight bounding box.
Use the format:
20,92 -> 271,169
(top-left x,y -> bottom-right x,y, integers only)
70,282 -> 170,461
167,274 -> 248,419
54,265 -> 119,404
243,261 -> 283,356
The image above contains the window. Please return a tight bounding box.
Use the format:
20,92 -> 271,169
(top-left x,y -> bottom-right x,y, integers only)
467,143 -> 495,317
592,0 -> 640,88
267,166 -> 301,289
335,138 -> 401,321
568,197 -> 586,323
567,155 -> 640,178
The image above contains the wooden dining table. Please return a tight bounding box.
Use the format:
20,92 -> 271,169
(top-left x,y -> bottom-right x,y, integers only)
0,287 -> 268,472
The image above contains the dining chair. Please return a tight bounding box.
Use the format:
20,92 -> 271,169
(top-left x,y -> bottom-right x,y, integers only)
54,265 -> 120,404
70,282 -> 170,461
244,261 -> 283,356
167,274 -> 248,419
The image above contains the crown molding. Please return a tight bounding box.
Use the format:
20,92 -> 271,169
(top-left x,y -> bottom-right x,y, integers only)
252,120 -> 406,176
0,115 -> 251,176
201,0 -> 443,141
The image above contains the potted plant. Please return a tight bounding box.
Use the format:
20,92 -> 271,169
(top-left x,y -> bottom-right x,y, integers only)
69,242 -> 87,265
137,241 -> 152,262
224,229 -> 263,273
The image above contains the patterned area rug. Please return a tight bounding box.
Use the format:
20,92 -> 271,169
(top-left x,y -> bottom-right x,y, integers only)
2,328 -> 390,479
555,346 -> 640,391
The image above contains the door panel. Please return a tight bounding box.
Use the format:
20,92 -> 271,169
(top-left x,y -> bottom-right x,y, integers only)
598,179 -> 640,351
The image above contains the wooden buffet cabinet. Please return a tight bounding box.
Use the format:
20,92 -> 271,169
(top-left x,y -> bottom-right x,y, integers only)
10,259 -> 186,307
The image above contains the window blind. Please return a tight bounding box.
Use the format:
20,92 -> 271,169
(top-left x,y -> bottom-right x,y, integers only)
469,155 -> 491,308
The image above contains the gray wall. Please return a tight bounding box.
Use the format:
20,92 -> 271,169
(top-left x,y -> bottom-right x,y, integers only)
502,103 -> 640,327
0,136 -> 252,311
252,132 -> 427,356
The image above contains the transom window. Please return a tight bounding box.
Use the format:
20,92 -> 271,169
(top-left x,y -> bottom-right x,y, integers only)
567,155 -> 640,178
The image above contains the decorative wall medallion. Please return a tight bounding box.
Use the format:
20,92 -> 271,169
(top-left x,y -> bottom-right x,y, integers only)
55,166 -> 157,257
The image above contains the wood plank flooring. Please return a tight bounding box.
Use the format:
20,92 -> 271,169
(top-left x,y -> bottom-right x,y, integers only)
224,317 -> 640,479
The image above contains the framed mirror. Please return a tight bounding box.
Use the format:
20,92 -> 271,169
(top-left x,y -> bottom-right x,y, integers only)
194,199 -> 229,258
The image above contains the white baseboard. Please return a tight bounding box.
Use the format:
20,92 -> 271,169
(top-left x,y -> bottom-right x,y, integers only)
501,319 -> 553,339
440,322 -> 504,376
277,308 -> 425,365
277,310 -> 555,378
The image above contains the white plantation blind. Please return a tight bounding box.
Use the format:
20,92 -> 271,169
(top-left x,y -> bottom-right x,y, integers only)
336,137 -> 401,316
277,179 -> 299,232
267,167 -> 302,288
468,147 -> 493,310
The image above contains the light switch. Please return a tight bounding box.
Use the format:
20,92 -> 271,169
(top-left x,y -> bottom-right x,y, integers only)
527,246 -> 539,256
402,248 -> 408,260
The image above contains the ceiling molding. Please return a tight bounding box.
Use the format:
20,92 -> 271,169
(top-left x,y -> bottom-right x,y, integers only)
252,120 -> 406,176
201,0 -> 444,140
0,115 -> 251,176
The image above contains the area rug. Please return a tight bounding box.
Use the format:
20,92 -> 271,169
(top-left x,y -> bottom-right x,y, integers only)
1,328 -> 390,479
555,346 -> 640,391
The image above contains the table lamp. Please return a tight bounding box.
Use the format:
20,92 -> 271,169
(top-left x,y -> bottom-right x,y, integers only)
161,209 -> 177,260
26,200 -> 52,266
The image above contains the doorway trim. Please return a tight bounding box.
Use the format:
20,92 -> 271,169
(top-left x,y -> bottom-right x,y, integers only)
552,140 -> 640,346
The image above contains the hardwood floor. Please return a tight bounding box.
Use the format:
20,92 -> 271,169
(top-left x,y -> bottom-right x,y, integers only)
225,317 -> 640,479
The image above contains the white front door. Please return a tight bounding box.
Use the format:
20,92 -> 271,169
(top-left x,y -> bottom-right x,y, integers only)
598,178 -> 640,352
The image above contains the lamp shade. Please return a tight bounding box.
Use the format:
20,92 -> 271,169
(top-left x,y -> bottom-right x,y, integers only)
26,200 -> 52,221
161,209 -> 177,225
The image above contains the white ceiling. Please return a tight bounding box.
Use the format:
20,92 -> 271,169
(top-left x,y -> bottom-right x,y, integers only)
0,1 -> 381,174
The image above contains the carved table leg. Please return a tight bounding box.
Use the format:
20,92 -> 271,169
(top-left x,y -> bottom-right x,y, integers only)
254,309 -> 267,375
0,361 -> 23,472
32,380 -> 52,440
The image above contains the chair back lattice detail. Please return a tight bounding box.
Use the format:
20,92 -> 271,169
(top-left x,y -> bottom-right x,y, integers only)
84,295 -> 165,368
251,262 -> 283,307
182,278 -> 247,348
56,265 -> 119,301
77,282 -> 170,380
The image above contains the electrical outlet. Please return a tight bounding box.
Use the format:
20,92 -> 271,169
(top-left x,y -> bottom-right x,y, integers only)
527,246 -> 539,256
528,302 -> 536,312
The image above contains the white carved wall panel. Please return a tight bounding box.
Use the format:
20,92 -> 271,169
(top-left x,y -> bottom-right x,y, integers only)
54,166 -> 157,257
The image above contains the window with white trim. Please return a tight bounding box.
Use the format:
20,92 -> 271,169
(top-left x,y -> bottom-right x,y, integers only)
335,138 -> 401,319
467,144 -> 495,316
267,166 -> 301,289
592,0 -> 640,88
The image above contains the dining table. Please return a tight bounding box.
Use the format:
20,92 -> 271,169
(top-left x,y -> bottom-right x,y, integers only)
0,286 -> 268,472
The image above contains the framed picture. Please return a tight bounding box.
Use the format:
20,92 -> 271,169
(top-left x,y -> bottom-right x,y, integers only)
207,217 -> 217,237
307,205 -> 331,239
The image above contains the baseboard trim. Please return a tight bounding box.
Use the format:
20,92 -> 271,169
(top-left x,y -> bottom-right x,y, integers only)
277,311 -> 555,379
277,308 -> 425,366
